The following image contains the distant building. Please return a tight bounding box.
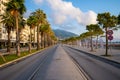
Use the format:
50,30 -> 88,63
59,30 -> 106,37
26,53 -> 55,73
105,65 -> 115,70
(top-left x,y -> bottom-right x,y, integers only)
20,24 -> 30,44
20,18 -> 38,47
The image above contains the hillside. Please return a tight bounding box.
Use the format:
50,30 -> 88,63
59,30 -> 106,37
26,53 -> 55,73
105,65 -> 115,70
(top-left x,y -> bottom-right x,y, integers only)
53,29 -> 78,39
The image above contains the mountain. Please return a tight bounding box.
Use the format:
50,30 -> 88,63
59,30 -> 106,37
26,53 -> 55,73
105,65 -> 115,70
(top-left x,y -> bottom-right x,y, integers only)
53,29 -> 78,39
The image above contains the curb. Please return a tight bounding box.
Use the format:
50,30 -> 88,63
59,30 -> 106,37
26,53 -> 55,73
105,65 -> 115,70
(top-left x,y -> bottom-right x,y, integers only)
0,49 -> 45,68
68,46 -> 120,69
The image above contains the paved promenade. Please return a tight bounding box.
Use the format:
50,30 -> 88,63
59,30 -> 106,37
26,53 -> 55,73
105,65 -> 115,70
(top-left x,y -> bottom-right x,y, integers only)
72,45 -> 120,63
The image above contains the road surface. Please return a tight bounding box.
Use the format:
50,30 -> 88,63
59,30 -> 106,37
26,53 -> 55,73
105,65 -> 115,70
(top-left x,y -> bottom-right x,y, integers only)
63,45 -> 120,80
0,45 -> 120,80
0,45 -> 86,80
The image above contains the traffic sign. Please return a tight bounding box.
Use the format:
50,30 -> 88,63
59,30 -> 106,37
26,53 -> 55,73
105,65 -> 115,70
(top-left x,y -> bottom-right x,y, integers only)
108,35 -> 113,40
107,30 -> 113,35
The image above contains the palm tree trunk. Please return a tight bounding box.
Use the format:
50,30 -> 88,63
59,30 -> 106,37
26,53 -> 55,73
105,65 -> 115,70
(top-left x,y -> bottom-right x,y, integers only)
44,33 -> 47,47
47,34 -> 49,46
37,26 -> 40,50
43,32 -> 46,48
34,28 -> 36,47
29,28 -> 32,53
7,27 -> 11,53
15,15 -> 20,56
41,32 -> 44,48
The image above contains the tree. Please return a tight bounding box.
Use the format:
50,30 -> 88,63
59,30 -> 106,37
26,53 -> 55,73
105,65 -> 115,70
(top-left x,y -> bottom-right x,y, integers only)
118,14 -> 120,25
97,12 -> 117,56
93,25 -> 104,49
32,9 -> 46,50
86,24 -> 96,51
0,11 -> 15,53
45,24 -> 54,46
117,14 -> 120,29
79,32 -> 91,47
27,15 -> 37,53
40,20 -> 51,48
6,0 -> 26,56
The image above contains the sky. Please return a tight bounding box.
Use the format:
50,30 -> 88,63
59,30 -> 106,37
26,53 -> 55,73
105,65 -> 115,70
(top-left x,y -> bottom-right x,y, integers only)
24,0 -> 120,41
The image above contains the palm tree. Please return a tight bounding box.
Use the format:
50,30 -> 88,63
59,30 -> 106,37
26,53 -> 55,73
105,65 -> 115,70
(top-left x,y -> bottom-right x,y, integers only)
44,25 -> 52,47
97,12 -> 117,56
50,31 -> 57,46
44,23 -> 53,47
0,11 -> 15,53
40,20 -> 51,48
27,15 -> 37,53
40,25 -> 45,48
32,9 -> 46,50
5,0 -> 26,56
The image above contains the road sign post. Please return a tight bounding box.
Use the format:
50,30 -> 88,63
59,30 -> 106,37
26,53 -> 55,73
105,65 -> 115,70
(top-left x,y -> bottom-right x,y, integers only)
108,35 -> 113,41
107,30 -> 113,35
107,30 -> 113,41
107,30 -> 113,54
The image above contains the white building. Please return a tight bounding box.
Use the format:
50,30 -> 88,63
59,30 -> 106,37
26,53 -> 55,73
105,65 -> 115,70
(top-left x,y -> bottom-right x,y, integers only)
0,0 -> 11,48
20,24 -> 30,43
20,18 -> 38,45
0,0 -> 34,48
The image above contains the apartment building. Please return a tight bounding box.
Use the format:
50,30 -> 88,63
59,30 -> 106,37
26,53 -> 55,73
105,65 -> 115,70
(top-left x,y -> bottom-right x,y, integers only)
0,0 -> 39,48
0,0 -> 29,48
0,0 -> 11,48
20,25 -> 38,47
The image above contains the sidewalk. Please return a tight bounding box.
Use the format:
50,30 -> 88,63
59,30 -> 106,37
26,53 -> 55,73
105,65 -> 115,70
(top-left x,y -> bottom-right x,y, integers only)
72,45 -> 120,63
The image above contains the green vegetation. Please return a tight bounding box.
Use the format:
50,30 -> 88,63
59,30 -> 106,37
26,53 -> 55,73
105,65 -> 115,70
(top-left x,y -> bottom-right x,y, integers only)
53,29 -> 78,39
0,0 -> 57,59
0,0 -> 119,66
0,49 -> 38,65
5,0 -> 26,56
97,12 -> 117,56
62,12 -> 120,56
86,24 -> 103,51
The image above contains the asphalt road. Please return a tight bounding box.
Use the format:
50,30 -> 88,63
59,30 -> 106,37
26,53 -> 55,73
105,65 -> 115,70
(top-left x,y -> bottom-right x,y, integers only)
0,46 -> 57,80
63,45 -> 120,80
0,45 -> 120,80
0,45 -> 86,80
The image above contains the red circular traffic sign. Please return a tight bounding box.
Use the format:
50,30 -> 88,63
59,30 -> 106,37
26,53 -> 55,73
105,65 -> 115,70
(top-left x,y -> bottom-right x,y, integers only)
108,35 -> 113,40
107,30 -> 113,35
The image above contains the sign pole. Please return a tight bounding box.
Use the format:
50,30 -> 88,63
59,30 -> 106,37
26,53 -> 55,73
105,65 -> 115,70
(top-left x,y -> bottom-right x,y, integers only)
109,40 -> 112,55
107,30 -> 113,56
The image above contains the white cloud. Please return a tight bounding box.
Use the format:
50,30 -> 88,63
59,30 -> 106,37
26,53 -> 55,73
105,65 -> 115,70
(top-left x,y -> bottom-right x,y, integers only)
47,0 -> 97,25
32,0 -> 120,40
33,0 -> 43,4
52,13 -> 67,24
33,0 -> 97,25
